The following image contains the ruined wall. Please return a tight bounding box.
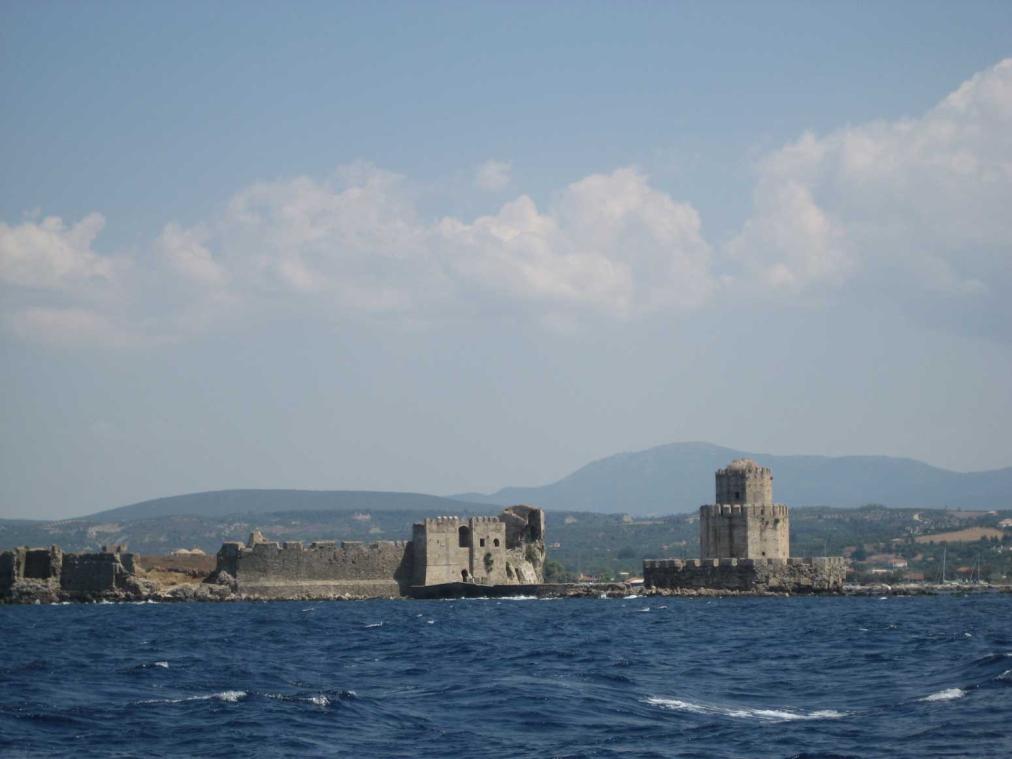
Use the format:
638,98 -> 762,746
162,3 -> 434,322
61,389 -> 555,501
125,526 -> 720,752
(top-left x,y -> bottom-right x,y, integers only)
215,538 -> 412,599
643,557 -> 846,592
60,551 -> 137,594
500,505 -> 546,584
1,545 -> 140,600
0,550 -> 18,595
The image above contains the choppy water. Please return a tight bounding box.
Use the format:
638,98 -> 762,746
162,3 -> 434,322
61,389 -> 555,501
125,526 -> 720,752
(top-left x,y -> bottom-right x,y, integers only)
1,595 -> 1010,757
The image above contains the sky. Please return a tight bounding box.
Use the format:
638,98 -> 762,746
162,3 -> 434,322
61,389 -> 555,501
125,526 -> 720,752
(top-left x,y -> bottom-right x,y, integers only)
2,1 -> 1012,519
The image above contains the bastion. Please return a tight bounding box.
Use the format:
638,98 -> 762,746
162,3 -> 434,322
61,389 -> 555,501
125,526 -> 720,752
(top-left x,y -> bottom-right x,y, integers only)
206,505 -> 546,599
644,459 -> 846,592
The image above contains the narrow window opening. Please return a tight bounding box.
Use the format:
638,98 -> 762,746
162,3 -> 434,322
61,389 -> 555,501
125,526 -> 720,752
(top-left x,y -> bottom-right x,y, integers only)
493,538 -> 500,547
458,525 -> 469,548
479,538 -> 486,547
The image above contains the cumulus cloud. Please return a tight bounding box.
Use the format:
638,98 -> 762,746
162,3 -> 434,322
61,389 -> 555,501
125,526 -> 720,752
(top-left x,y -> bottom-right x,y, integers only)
728,58 -> 1012,313
473,159 -> 512,191
195,165 -> 712,320
3,58 -> 1011,347
157,223 -> 227,287
0,213 -> 115,289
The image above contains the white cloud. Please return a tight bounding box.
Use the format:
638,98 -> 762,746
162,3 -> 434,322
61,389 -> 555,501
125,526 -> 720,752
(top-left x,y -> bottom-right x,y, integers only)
0,213 -> 115,289
5,307 -> 160,349
4,58 -> 1011,347
728,58 -> 1012,310
441,168 -> 712,316
157,223 -> 227,287
473,159 -> 512,191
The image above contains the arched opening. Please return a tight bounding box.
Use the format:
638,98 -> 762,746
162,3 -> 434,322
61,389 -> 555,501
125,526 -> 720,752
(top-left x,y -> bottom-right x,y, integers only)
493,538 -> 500,547
458,525 -> 470,548
461,568 -> 470,581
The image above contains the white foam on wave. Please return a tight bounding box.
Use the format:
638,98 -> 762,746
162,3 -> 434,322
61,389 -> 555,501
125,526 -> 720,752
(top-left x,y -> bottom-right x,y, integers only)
426,619 -> 435,624
997,669 -> 1012,681
308,694 -> 330,706
214,690 -> 247,703
498,595 -> 538,601
154,661 -> 169,669
645,697 -> 846,722
919,688 -> 965,702
634,607 -> 650,613
365,622 -> 383,628
139,690 -> 247,705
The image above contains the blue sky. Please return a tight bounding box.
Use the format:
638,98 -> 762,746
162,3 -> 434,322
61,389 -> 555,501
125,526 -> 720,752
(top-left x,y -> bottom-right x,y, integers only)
2,2 -> 1012,518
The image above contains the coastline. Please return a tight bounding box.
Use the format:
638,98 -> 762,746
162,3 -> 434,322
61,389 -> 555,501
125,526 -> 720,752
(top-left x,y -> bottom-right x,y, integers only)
3,580 -> 1009,605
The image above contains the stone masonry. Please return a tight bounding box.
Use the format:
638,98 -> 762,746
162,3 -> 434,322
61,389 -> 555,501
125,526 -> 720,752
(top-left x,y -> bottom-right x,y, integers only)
411,505 -> 545,586
1,544 -> 143,602
208,505 -> 546,599
645,459 -> 845,592
700,459 -> 789,560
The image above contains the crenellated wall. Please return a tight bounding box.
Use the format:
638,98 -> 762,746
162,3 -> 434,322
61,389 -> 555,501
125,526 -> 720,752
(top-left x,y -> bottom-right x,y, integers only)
410,507 -> 545,586
215,538 -> 413,599
715,459 -> 773,505
699,503 -> 790,559
643,557 -> 846,592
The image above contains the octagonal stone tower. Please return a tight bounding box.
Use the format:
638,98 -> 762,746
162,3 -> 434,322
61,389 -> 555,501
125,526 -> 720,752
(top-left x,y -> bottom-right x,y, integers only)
700,459 -> 789,560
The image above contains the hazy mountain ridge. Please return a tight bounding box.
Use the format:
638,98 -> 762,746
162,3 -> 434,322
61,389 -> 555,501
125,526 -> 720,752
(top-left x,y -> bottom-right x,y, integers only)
451,442 -> 1012,514
91,489 -> 490,522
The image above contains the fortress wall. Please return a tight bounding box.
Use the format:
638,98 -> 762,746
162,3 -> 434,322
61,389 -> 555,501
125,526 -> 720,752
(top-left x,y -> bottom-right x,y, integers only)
747,504 -> 790,559
225,539 -> 412,598
1,546 -> 138,600
467,517 -> 508,584
24,547 -> 62,580
643,557 -> 846,592
0,550 -> 17,594
59,551 -> 137,594
699,505 -> 749,559
700,504 -> 789,560
413,517 -> 471,585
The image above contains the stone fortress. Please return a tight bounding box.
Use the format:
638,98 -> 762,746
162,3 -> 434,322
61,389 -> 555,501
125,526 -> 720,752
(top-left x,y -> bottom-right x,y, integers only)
0,543 -> 145,602
644,458 -> 845,592
208,505 -> 546,599
2,461 -> 850,602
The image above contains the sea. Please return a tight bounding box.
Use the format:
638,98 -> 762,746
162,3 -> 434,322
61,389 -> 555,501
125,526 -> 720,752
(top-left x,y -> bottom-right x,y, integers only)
1,594 -> 1010,758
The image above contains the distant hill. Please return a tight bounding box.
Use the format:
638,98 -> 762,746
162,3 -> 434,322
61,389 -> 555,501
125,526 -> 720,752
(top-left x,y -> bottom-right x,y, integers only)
451,441 -> 1012,514
88,489 -> 490,522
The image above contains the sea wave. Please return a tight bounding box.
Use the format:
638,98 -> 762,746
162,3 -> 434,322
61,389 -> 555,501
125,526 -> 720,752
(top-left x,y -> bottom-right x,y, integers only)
919,688 -> 965,702
645,697 -> 847,721
138,690 -> 247,705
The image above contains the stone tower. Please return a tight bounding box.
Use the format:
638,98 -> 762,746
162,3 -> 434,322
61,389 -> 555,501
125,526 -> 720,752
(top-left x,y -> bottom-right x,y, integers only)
699,459 -> 789,560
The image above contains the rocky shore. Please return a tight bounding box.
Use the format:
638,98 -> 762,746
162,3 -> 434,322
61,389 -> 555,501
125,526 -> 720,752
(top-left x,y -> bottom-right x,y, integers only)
4,575 -> 1010,604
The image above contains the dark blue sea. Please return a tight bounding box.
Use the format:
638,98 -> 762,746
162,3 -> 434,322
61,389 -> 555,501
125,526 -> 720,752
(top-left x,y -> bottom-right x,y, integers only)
1,595 -> 1010,758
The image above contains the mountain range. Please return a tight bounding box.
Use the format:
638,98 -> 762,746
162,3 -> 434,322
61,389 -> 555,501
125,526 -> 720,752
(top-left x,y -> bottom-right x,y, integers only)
450,441 -> 1012,514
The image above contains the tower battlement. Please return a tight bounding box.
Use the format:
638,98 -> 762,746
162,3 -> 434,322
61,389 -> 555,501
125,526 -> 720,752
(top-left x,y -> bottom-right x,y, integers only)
715,458 -> 773,506
700,461 -> 789,559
